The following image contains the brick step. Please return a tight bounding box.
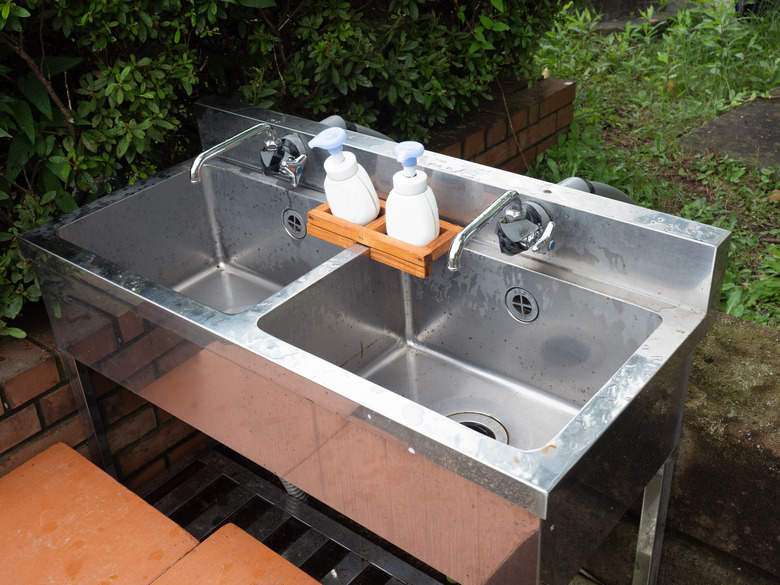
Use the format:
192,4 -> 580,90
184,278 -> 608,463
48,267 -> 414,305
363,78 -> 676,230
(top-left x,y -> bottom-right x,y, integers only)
0,443 -> 321,585
155,523 -> 319,585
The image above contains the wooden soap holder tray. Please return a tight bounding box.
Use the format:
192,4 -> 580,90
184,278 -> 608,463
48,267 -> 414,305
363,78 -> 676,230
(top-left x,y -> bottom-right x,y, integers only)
306,200 -> 463,278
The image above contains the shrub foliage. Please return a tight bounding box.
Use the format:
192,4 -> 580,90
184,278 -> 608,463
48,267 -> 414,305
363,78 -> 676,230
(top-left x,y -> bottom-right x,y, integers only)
0,0 -> 561,336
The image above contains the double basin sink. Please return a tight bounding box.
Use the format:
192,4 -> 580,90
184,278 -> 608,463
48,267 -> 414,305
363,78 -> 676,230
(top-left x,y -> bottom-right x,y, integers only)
21,100 -> 730,585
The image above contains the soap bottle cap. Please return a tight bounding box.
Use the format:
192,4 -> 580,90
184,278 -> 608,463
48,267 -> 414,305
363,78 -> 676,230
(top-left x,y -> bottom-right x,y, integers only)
309,127 -> 347,163
394,141 -> 424,178
391,141 -> 428,196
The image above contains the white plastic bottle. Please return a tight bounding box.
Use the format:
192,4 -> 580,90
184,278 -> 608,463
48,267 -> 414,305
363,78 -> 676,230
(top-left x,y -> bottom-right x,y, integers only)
308,127 -> 380,226
385,141 -> 440,247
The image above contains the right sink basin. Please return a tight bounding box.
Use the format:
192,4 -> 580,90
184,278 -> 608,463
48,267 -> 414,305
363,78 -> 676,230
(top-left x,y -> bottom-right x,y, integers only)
257,248 -> 662,451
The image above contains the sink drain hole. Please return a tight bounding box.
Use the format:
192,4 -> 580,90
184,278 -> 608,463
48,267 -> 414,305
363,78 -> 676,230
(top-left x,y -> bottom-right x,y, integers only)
505,287 -> 539,323
446,412 -> 509,444
460,421 -> 496,440
282,208 -> 306,239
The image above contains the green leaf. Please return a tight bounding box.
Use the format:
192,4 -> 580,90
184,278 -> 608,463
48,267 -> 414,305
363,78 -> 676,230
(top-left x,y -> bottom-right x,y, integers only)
1,327 -> 27,339
18,73 -> 53,120
724,287 -> 743,315
55,191 -> 78,213
45,156 -> 71,182
117,136 -> 130,157
5,294 -> 23,319
41,166 -> 64,193
38,56 -> 83,76
6,134 -> 34,181
490,0 -> 505,11
11,5 -> 30,18
81,129 -> 101,152
11,99 -> 35,143
41,191 -> 57,205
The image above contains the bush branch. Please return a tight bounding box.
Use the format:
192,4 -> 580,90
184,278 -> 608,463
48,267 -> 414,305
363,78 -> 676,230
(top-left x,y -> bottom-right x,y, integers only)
0,31 -> 77,144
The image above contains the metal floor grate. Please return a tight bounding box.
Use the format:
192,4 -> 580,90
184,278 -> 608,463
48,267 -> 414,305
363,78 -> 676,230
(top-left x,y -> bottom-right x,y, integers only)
137,445 -> 447,585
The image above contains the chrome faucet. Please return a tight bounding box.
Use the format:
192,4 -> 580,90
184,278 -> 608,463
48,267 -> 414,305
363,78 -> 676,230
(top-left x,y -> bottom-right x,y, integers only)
190,123 -> 307,187
447,190 -> 555,272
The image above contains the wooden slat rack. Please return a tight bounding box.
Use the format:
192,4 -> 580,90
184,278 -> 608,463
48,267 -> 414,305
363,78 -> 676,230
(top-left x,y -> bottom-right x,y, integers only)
307,201 -> 462,279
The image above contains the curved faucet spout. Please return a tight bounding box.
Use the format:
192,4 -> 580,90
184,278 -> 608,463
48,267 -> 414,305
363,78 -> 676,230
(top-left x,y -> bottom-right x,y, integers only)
190,123 -> 278,183
447,190 -> 520,272
447,190 -> 555,272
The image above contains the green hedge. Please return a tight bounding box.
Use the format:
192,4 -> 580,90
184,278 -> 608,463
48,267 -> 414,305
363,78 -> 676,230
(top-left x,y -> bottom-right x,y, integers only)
0,0 -> 561,336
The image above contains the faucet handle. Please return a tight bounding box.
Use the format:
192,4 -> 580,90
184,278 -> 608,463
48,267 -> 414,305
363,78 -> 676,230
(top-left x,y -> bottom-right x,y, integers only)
496,200 -> 555,255
531,221 -> 556,252
279,154 -> 307,188
262,137 -> 282,152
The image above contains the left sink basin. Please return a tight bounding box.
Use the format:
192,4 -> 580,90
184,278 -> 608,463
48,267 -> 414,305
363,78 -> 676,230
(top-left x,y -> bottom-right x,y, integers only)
55,162 -> 339,314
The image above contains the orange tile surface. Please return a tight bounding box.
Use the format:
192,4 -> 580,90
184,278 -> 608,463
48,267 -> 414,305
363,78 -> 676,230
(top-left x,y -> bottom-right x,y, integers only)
0,443 -> 197,585
152,524 -> 320,585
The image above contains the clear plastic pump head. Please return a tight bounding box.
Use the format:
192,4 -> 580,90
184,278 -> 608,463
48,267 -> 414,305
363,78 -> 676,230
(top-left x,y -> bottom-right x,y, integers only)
309,127 -> 347,163
393,141 -> 424,178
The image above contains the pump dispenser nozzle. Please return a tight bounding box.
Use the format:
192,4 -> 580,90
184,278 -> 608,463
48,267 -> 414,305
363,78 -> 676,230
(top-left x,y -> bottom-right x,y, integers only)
394,141 -> 424,178
309,127 -> 347,163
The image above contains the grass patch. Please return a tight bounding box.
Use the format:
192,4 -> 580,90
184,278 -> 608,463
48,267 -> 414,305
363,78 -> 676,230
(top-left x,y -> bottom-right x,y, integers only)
528,0 -> 780,327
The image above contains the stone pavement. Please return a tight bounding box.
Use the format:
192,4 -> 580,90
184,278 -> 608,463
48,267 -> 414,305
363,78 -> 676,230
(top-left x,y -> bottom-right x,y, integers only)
680,89 -> 780,169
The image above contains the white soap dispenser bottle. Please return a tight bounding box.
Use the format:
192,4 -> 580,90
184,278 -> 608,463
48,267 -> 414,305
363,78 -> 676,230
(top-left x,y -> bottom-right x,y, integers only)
308,127 -> 380,226
385,141 -> 440,247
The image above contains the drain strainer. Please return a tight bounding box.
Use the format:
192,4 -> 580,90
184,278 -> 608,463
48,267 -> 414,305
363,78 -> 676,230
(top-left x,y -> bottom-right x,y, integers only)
447,412 -> 509,444
505,287 -> 539,323
281,208 -> 306,239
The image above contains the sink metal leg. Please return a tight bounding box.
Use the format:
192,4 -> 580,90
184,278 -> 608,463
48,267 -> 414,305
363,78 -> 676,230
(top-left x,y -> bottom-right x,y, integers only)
65,355 -> 117,477
632,453 -> 676,585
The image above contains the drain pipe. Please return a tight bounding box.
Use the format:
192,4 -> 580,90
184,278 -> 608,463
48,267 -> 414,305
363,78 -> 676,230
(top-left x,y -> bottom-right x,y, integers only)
558,176 -> 637,205
279,477 -> 309,502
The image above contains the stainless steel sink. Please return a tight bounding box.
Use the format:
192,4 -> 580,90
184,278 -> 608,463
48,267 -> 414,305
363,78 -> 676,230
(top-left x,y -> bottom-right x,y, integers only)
20,97 -> 731,585
57,162 -> 340,314
257,251 -> 662,451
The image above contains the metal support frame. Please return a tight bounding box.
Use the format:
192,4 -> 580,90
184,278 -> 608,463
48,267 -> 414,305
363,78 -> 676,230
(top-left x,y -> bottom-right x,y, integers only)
64,355 -> 117,478
632,453 -> 676,585
64,341 -> 680,585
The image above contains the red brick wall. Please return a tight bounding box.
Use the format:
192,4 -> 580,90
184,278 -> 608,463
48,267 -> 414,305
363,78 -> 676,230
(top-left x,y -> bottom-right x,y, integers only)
0,312 -> 208,489
0,79 -> 575,487
428,78 -> 575,174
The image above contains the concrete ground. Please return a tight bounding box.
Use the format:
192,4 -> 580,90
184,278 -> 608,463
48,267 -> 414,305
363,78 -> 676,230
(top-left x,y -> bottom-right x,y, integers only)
680,88 -> 780,169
